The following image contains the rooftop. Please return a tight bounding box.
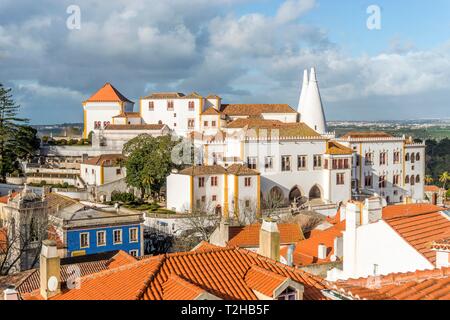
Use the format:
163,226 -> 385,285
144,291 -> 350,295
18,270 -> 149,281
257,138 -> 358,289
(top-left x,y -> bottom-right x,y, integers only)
326,141 -> 353,155
332,267 -> 450,300
23,244 -> 332,300
104,124 -> 167,131
178,164 -> 259,176
143,92 -> 185,99
228,223 -> 304,248
84,83 -> 133,104
83,154 -> 125,166
340,131 -> 393,139
220,104 -> 297,116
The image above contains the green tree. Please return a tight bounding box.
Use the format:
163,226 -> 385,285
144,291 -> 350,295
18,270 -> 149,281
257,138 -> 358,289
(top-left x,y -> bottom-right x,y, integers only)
123,134 -> 180,199
439,171 -> 449,190
0,84 -> 36,181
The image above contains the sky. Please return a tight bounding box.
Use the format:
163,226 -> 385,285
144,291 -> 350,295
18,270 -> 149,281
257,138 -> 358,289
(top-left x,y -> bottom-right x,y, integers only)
0,0 -> 449,124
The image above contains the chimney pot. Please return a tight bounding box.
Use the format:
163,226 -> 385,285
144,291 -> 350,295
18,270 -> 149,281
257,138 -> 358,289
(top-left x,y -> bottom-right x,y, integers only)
318,243 -> 327,260
258,219 -> 280,261
40,240 -> 61,300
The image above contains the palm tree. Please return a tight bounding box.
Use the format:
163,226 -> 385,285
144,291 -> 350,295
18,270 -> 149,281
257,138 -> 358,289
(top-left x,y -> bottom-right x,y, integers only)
424,175 -> 434,185
439,172 -> 449,190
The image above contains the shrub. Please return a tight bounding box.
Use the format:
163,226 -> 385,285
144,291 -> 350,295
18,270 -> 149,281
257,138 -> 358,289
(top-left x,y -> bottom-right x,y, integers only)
111,191 -> 135,203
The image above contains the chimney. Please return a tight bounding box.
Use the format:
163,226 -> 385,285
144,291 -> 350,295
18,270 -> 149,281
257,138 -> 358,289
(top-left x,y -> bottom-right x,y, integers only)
433,244 -> 449,268
40,240 -> 61,300
318,243 -> 327,260
362,197 -> 383,225
258,218 -> 280,261
286,244 -> 295,267
333,236 -> 343,259
3,285 -> 19,300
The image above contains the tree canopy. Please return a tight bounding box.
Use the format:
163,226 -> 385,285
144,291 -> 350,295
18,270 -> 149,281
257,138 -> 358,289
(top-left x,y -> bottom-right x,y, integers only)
0,84 -> 40,181
123,134 -> 181,198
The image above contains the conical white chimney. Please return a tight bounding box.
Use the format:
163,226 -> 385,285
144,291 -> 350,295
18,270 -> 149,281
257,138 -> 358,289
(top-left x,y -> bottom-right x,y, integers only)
301,67 -> 327,134
297,69 -> 309,113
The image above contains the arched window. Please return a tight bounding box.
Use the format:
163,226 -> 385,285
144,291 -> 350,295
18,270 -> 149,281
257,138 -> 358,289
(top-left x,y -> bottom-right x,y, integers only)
411,177 -> 415,186
405,153 -> 410,162
416,153 -> 420,161
405,175 -> 410,184
416,175 -> 420,183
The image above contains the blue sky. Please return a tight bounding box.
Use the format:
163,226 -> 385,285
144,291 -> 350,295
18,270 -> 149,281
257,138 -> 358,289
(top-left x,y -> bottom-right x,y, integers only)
0,0 -> 449,124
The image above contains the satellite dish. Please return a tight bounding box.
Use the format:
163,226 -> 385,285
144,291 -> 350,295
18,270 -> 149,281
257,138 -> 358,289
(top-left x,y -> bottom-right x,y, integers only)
48,276 -> 58,292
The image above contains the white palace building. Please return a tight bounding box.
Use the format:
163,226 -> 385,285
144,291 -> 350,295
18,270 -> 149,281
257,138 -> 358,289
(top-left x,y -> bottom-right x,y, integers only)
79,67 -> 425,217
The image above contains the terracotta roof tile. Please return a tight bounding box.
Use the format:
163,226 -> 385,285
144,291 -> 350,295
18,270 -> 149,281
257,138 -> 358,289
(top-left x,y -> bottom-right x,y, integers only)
104,124 -> 167,131
85,83 -> 133,103
0,191 -> 19,204
424,185 -> 443,192
341,131 -> 393,139
226,164 -> 260,176
83,154 -> 125,166
326,141 -> 353,155
221,104 -> 297,116
178,165 -> 227,176
112,112 -> 141,118
227,223 -> 304,248
226,118 -> 284,129
162,274 -> 207,300
333,267 -> 450,300
201,107 -> 221,115
244,265 -> 288,297
382,204 -> 445,219
144,92 -> 185,99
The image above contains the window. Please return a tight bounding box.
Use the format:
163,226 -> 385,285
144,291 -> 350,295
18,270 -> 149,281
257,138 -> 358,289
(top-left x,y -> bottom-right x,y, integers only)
277,287 -> 297,300
297,155 -> 307,170
188,101 -> 195,110
405,175 -> 410,184
129,249 -> 138,257
393,174 -> 400,186
379,175 -> 386,189
247,157 -> 257,170
187,119 -> 195,128
336,173 -> 345,185
364,175 -> 373,188
416,153 -> 420,162
393,151 -> 401,164
380,152 -> 387,165
211,121 -> 216,127
324,159 -> 329,169
264,156 -> 273,170
96,231 -> 106,246
113,229 -> 122,244
198,177 -> 205,188
174,113 -> 176,117
129,227 -> 138,243
116,168 -> 121,175
148,101 -> 154,110
212,195 -> 217,202
173,123 -> 176,127
282,156 -> 291,171
103,121 -> 110,128
201,196 -> 206,202
94,121 -> 101,129
204,121 -> 208,127
365,152 -> 374,165
244,177 -> 251,187
332,159 -> 350,170
405,153 -> 410,162
211,176 -> 218,187
416,175 -> 420,183
167,100 -> 174,110
313,155 -> 322,169
245,200 -> 250,208
80,232 -> 89,248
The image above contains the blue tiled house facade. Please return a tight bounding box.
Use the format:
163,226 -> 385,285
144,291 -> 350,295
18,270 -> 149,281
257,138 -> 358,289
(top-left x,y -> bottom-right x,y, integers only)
65,223 -> 143,257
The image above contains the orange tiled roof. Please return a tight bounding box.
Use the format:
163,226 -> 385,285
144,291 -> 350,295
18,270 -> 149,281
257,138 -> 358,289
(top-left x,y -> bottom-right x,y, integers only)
201,107 -> 221,115
382,204 -> 445,220
424,185 -> 443,192
282,220 -> 345,266
104,124 -> 166,131
341,131 -> 393,139
112,112 -> 141,118
83,154 -> 125,167
221,104 -> 297,116
162,274 -> 208,300
226,118 -> 284,129
143,92 -> 185,99
383,207 -> 449,264
4,251 -> 137,294
226,164 -> 260,176
245,265 -> 288,297
431,237 -> 450,251
85,83 -> 133,103
228,223 -> 304,248
24,246 -> 332,300
178,165 -> 227,176
332,267 -> 450,300
326,141 -> 353,155
0,192 -> 19,204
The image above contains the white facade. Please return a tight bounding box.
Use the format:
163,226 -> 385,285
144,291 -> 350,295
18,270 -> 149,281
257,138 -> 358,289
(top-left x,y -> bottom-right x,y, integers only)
80,163 -> 126,187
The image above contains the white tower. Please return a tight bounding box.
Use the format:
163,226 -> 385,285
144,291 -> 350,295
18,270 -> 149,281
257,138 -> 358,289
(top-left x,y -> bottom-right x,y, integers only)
297,69 -> 309,113
301,67 -> 327,134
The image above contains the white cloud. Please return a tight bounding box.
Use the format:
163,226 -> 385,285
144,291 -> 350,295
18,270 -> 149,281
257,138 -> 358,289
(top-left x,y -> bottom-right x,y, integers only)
275,0 -> 316,24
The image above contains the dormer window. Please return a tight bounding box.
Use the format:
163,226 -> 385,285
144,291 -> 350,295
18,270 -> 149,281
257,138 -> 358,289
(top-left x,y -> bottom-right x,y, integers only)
277,287 -> 297,300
